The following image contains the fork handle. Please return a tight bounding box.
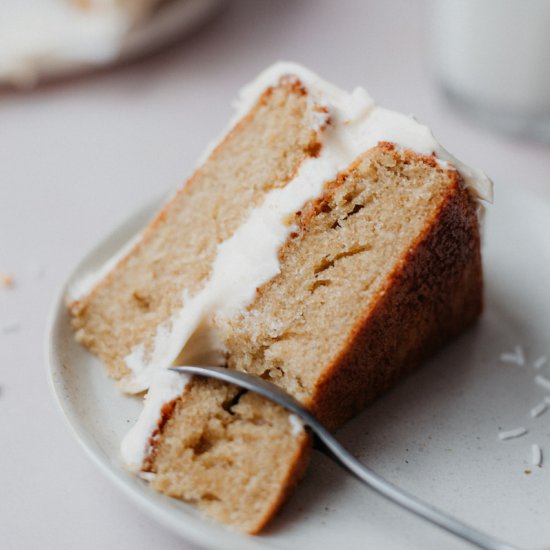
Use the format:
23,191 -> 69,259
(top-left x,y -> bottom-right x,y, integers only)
172,365 -> 520,549
313,428 -> 519,550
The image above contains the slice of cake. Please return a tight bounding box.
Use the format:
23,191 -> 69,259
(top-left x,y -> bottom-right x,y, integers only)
67,62 -> 491,533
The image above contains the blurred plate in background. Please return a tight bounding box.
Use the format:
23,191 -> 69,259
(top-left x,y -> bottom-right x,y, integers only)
0,0 -> 224,87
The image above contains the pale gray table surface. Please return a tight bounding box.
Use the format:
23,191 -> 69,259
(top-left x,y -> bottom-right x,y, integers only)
1,1 -> 549,549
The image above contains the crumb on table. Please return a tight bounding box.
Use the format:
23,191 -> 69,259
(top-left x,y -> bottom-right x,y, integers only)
0,272 -> 14,287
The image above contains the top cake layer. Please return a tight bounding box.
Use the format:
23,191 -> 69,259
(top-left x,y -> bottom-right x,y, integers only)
234,62 -> 492,200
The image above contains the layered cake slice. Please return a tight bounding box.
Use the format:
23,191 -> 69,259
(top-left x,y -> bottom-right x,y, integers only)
68,62 -> 491,533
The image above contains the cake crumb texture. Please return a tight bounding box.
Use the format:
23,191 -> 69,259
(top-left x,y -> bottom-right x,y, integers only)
148,377 -> 311,534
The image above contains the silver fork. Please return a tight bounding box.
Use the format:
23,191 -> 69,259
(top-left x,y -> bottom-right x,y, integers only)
170,365 -> 519,550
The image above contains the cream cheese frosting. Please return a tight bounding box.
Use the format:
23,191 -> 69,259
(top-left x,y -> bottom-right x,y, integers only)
121,368 -> 190,471
66,61 -> 492,470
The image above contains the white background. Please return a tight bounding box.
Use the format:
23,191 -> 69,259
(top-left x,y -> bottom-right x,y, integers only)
1,1 -> 549,549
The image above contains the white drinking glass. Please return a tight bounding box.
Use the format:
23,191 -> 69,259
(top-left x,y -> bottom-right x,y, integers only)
429,0 -> 550,142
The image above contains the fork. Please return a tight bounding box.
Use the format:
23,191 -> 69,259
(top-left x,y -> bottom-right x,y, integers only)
170,365 -> 519,550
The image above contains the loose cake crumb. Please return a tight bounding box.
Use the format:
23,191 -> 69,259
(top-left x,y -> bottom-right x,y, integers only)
0,272 -> 14,288
498,427 -> 528,441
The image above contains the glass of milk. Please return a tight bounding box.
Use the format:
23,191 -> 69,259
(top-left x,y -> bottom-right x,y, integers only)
429,0 -> 550,142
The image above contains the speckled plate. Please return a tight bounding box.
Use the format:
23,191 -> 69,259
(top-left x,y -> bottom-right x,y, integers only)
46,183 -> 550,550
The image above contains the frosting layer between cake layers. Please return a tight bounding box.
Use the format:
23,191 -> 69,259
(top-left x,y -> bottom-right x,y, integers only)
71,62 -> 493,470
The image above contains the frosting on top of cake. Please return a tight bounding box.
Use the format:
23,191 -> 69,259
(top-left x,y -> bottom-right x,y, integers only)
236,62 -> 492,202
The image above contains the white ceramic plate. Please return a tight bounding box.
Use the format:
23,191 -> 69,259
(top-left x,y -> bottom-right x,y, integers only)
47,184 -> 550,550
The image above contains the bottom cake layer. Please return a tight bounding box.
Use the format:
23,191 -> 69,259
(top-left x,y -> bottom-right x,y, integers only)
147,378 -> 312,533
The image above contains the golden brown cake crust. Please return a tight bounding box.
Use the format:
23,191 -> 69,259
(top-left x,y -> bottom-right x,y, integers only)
309,155 -> 481,428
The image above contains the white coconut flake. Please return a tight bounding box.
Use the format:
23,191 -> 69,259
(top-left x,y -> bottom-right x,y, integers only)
530,401 -> 548,418
137,471 -> 156,482
516,346 -> 526,366
498,427 -> 528,441
535,375 -> 550,391
288,414 -> 304,436
533,356 -> 548,369
499,346 -> 525,366
499,353 -> 519,364
531,444 -> 543,467
1,322 -> 20,334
